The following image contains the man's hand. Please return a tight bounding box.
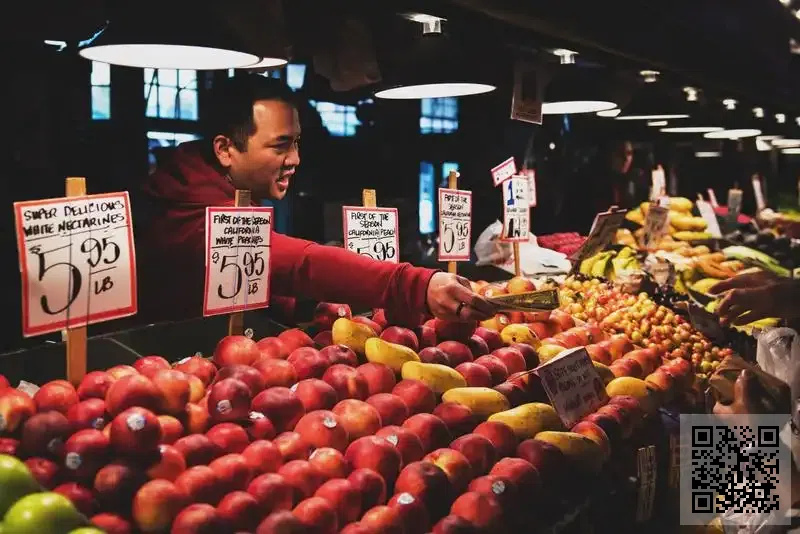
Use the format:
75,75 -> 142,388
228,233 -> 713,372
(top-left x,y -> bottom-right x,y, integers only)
713,370 -> 769,416
426,272 -> 495,322
709,271 -> 800,325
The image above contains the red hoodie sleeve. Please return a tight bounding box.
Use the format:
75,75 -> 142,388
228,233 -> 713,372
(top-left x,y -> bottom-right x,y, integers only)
270,232 -> 438,327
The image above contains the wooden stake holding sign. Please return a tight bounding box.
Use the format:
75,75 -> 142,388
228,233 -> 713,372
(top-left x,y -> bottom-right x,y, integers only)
13,178 -> 138,385
438,171 -> 472,274
203,189 -> 274,336
342,189 -> 399,263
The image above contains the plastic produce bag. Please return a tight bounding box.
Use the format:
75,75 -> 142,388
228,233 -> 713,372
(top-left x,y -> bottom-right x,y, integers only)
474,221 -> 572,275
474,220 -> 513,267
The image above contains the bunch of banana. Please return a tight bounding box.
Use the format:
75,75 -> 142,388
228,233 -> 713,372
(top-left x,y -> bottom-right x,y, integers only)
614,228 -> 638,248
625,208 -> 644,226
578,247 -> 640,279
723,246 -> 791,277
669,197 -> 694,212
673,230 -> 713,241
670,211 -> 708,232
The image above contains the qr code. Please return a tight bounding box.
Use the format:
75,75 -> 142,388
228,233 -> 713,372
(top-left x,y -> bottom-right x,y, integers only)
679,414 -> 791,526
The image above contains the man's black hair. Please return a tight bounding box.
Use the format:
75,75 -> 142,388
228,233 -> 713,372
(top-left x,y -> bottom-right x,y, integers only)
203,74 -> 298,152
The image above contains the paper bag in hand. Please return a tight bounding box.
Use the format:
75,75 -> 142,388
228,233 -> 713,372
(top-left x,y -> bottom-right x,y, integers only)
709,355 -> 792,414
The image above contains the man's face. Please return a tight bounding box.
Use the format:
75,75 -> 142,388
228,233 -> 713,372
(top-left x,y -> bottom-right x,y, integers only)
227,99 -> 301,201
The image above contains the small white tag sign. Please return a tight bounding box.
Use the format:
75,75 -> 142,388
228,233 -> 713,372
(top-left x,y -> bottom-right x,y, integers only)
752,175 -> 767,213
707,188 -> 719,208
569,208 -> 627,262
696,200 -> 722,238
438,188 -> 472,262
342,207 -> 399,263
526,169 -> 538,207
491,157 -> 517,187
650,166 -> 666,201
643,203 -> 670,248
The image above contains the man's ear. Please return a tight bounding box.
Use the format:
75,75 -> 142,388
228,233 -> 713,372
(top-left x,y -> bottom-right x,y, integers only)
212,135 -> 234,167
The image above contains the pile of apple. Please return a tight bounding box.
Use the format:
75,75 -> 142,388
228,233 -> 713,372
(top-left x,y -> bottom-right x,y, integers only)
0,293 -> 690,534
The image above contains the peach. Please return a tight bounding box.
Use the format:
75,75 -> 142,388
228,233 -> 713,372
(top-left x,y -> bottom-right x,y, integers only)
506,276 -> 535,294
132,480 -> 188,533
345,436 -> 402,487
582,411 -> 623,445
357,363 -> 396,396
156,415 -> 184,444
313,330 -> 334,347
150,369 -> 190,415
182,402 -> 210,435
77,371 -> 115,400
418,347 -> 450,366
433,319 -> 477,343
90,513 -> 134,534
609,357 -> 643,379
450,434 -> 495,476
174,434 -> 221,466
320,344 -> 359,367
255,510 -> 306,533
246,411 -> 277,441
288,347 -> 330,381
174,356 -> 217,387
437,341 -> 474,366
472,327 -> 503,352
206,422 -> 250,454
20,411 -> 71,458
93,462 -> 147,513
554,330 -> 583,348
388,492 -> 430,534
247,473 -> 294,513
34,380 -> 79,414
315,478 -> 361,526
489,457 -> 541,496
491,347 -> 526,375
187,375 -> 205,403
366,393 -> 409,427
209,453 -> 254,493
468,474 -> 518,513
174,465 -> 223,504
662,357 -> 693,388
242,439 -> 283,475
279,328 -> 316,353
308,447 -> 350,479
450,491 -> 502,529
313,302 -> 353,330
292,379 -> 338,412
432,514 -> 480,533
171,503 -> 227,534
392,380 -> 436,415
645,368 -> 676,400
217,491 -> 262,532
361,505 -> 404,534
348,468 -> 387,511
455,363 -> 493,388
381,326 -> 419,351
256,336 -> 290,360
53,482 -> 94,517
424,448 -> 473,494
278,459 -> 325,501
549,309 -> 576,331
394,461 -> 451,517
433,402 -> 477,438
24,457 -> 61,489
275,431 -> 313,461
416,324 -> 437,350
352,315 -> 383,335
474,356 -> 509,385
215,364 -> 266,396
251,387 -> 305,433
109,407 -> 162,455
529,321 -> 558,341
133,355 -> 171,378
333,399 -> 382,441
63,429 -> 110,480
480,313 -> 511,333
510,343 -> 539,369
473,421 -> 517,458
293,496 -> 338,534
213,335 -> 260,367
586,344 -> 612,366
402,413 -> 452,453
571,421 -> 612,458
323,364 -> 369,401
607,334 -> 635,361
627,348 -> 660,375
294,410 -> 349,452
467,336 -> 490,358
146,444 -> 186,481
107,365 -> 139,380
375,425 -> 425,466
493,381 -> 528,408
105,374 -> 163,417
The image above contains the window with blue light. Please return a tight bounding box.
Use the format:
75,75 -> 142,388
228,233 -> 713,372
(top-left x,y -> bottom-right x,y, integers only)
420,97 -> 458,134
147,131 -> 201,171
419,162 -> 435,234
91,61 -> 111,120
286,64 -> 307,91
144,68 -> 198,120
441,162 -> 460,186
309,100 -> 360,137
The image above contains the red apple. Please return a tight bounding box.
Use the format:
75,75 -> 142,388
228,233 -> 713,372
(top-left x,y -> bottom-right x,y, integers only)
433,402 -> 477,438
217,491 -> 262,532
90,513 -> 134,534
586,344 -> 612,366
375,425 -> 425,466
489,457 -> 542,497
433,319 -> 477,343
510,343 -> 539,370
278,459 -> 325,501
133,355 -> 171,378
437,341 -> 474,366
549,309 -> 576,331
381,327 -> 419,351
516,438 -> 567,486
215,365 -> 267,396
388,491 -> 430,534
63,429 -> 110,480
288,347 -> 330,381
473,355 -> 509,385
24,457 -> 61,489
256,337 -> 290,360
255,510 -> 306,533
292,379 -> 338,412
424,448 -> 473,495
415,325 -> 437,350
493,381 -> 528,408
93,462 -> 147,513
0,374 -> 8,390
247,473 -> 294,513
0,437 -> 19,455
315,478 -> 361,526
449,491 -> 502,530
308,446 -> 350,480
278,328 -> 315,353
208,378 -> 252,422
348,468 -> 387,511
352,316 -> 383,335
209,453 -> 254,492
473,421 -> 517,458
20,411 -> 72,459
472,327 -> 504,352
206,422 -> 250,454
320,344 -> 359,367
323,364 -> 369,401
313,330 -> 333,347
77,371 -> 115,400
394,461 -> 451,518
432,514 -> 481,534
151,369 -> 191,415
361,505 -> 404,534
357,363 -> 396,396
491,347 -> 526,375
418,347 -> 450,366
333,399 -> 382,441
313,302 -> 353,330
450,434 -> 495,476
146,444 -> 187,481
402,413 -> 452,454
182,402 -> 211,435
366,393 -> 409,427
174,356 -> 217,386
106,365 -> 138,380
242,439 -> 283,475
173,434 -> 221,466
468,474 -> 518,513
109,407 -> 162,455
246,411 -> 277,441
104,374 -> 163,417
455,362 -> 493,388
392,380 -> 436,415
174,465 -> 223,505
157,415 -> 184,444
345,436 -> 402,488
251,387 -> 305,433
54,482 -> 95,517
34,380 -> 79,414
293,496 -> 338,534
213,335 -> 260,367
275,431 -> 312,461
294,410 -> 349,452
172,503 -> 228,534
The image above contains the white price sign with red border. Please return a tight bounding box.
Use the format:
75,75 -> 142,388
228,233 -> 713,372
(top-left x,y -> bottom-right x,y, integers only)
343,207 -> 399,263
14,192 -> 137,337
203,207 -> 273,317
491,157 -> 517,187
438,188 -> 472,261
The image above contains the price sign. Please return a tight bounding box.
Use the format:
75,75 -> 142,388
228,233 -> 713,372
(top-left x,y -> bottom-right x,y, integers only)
727,188 -> 743,228
650,166 -> 666,201
752,175 -> 767,213
343,207 -> 399,263
510,61 -> 543,125
526,169 -> 538,207
696,200 -> 722,238
491,157 -> 517,187
438,188 -> 472,262
203,207 -> 273,317
500,176 -> 530,242
707,188 -> 719,208
535,347 -> 608,427
14,192 -> 137,337
643,203 -> 670,248
569,208 -> 627,262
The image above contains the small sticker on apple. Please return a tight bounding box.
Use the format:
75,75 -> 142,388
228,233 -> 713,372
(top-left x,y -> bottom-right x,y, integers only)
385,434 -> 399,446
397,492 -> 415,505
491,480 -> 506,494
92,417 -> 105,430
217,400 -> 232,415
47,438 -> 62,455
177,356 -> 192,365
290,383 -> 298,393
323,415 -> 337,429
244,328 -> 254,339
337,307 -> 347,317
127,413 -> 146,432
249,411 -> 266,420
65,452 -> 82,470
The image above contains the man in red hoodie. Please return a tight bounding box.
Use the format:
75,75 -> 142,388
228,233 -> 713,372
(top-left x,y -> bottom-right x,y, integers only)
135,75 -> 493,326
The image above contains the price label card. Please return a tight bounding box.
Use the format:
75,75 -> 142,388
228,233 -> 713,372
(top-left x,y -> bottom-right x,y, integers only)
343,207 -> 399,263
636,445 -> 657,522
527,169 -> 538,207
438,188 -> 472,262
14,192 -> 137,337
490,157 -> 517,187
569,208 -> 627,262
650,166 -> 666,201
510,61 -> 543,125
535,347 -> 608,427
752,175 -> 767,212
643,203 -> 670,248
727,188 -> 742,220
696,200 -> 722,238
501,176 -> 530,242
203,207 -> 273,317
707,188 -> 719,208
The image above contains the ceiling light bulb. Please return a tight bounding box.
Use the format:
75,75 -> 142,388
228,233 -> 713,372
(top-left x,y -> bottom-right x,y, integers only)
695,151 -> 721,158
782,148 -> 800,154
639,70 -> 660,83
552,49 -> 577,65
772,138 -> 800,147
660,126 -> 723,134
776,113 -> 787,124
753,107 -> 765,118
781,0 -> 791,7
704,128 -> 761,139
597,108 -> 621,117
683,86 -> 699,102
723,98 -> 737,110
542,100 -> 616,115
795,117 -> 800,127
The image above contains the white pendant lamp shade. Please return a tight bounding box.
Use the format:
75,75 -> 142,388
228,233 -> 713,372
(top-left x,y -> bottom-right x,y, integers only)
542,65 -> 616,115
80,40 -> 260,70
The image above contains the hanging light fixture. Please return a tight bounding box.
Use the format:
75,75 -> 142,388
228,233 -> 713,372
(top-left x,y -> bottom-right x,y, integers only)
78,1 -> 274,70
542,49 -> 616,115
374,14 -> 496,99
659,88 -> 722,133
701,98 -> 761,139
597,108 -> 621,117
614,71 -> 689,121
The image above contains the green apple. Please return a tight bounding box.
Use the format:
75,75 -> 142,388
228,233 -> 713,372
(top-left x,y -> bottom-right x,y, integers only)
2,492 -> 85,534
0,455 -> 40,517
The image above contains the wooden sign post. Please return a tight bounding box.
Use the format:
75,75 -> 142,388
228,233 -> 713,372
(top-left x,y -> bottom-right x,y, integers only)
65,177 -> 88,385
362,189 -> 377,209
447,172 -> 458,275
228,189 -> 251,336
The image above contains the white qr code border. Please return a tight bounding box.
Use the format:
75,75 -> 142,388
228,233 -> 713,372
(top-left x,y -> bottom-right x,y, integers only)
679,413 -> 792,527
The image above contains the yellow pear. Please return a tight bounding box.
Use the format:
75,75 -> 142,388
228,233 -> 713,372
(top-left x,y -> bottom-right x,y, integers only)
364,338 -> 420,373
500,324 -> 539,347
332,318 -> 376,355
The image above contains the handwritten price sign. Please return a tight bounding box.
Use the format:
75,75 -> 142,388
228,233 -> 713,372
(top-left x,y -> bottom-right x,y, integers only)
343,207 -> 399,263
490,157 -> 517,187
536,347 -> 608,427
438,188 -> 472,261
203,207 -> 272,317
569,208 -> 627,263
14,192 -> 137,337
501,176 -> 530,242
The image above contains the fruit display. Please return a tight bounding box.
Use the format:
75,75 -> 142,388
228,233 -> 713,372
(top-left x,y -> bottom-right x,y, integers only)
624,197 -> 712,244
536,232 -> 587,256
724,221 -> 800,268
578,246 -> 641,279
